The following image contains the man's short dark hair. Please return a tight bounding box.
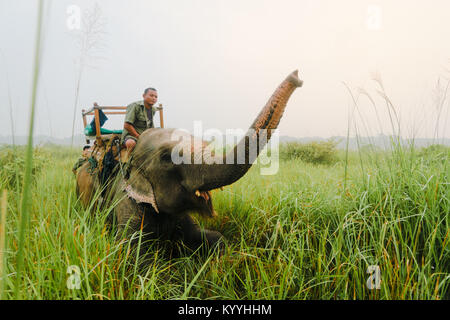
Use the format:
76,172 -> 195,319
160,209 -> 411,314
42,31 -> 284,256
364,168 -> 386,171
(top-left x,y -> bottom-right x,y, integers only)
83,145 -> 90,151
144,87 -> 157,95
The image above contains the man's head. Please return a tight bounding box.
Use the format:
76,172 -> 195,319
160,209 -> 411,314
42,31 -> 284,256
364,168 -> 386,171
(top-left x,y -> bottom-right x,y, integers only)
143,87 -> 158,106
82,145 -> 91,158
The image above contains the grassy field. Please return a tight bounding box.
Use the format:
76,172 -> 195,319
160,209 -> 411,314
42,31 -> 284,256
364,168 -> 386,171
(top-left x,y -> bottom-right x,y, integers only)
0,142 -> 448,300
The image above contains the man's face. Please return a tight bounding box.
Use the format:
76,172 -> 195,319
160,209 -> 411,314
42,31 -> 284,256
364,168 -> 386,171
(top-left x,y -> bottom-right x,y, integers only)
143,89 -> 158,106
82,148 -> 90,158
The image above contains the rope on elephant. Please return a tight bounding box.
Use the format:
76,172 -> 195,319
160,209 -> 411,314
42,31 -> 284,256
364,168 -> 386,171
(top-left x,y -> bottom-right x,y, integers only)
100,145 -> 119,185
114,138 -> 129,180
79,134 -> 123,194
87,156 -> 97,174
98,135 -> 124,187
98,138 -> 114,173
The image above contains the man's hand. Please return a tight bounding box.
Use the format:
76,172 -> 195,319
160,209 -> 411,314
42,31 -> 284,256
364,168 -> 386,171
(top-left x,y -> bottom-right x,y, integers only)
124,122 -> 140,139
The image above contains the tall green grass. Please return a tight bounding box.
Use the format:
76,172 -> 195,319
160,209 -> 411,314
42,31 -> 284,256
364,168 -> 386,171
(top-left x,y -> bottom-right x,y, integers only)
279,140 -> 339,164
13,0 -> 44,300
0,190 -> 7,299
0,143 -> 447,299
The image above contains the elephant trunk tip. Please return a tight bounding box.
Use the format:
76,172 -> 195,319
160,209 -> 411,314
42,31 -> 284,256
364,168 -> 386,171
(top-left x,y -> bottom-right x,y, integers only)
287,70 -> 303,88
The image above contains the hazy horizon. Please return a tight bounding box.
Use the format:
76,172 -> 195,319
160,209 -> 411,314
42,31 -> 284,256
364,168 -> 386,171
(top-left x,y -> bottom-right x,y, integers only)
1,0 -> 449,140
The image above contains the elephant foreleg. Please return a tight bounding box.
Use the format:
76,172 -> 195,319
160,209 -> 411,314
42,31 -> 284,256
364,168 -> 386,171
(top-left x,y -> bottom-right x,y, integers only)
177,215 -> 224,252
115,199 -> 146,240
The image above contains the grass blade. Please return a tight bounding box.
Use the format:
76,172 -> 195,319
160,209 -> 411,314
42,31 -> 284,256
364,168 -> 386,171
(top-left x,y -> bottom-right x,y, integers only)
14,0 -> 44,300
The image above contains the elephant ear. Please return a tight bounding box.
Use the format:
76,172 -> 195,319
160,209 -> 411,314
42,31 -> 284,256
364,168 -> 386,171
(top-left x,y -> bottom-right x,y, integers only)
123,170 -> 159,213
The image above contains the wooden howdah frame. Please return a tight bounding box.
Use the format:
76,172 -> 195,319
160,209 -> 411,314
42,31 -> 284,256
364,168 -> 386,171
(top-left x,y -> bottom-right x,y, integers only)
82,102 -> 164,146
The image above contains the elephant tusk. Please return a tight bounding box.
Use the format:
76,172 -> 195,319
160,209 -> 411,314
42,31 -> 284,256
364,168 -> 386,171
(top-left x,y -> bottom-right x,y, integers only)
195,190 -> 211,201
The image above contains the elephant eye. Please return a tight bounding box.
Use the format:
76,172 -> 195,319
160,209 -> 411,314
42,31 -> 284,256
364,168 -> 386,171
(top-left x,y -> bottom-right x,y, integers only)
159,148 -> 172,162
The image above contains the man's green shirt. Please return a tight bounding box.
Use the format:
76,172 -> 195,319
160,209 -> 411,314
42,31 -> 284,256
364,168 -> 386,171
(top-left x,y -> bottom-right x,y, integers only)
121,100 -> 158,143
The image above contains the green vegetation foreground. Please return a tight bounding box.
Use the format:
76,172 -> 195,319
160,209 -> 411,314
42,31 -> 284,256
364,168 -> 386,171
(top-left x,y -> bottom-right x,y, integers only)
0,143 -> 448,299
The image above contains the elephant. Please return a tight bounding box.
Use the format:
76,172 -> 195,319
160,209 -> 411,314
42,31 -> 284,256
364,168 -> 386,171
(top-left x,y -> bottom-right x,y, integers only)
76,70 -> 303,255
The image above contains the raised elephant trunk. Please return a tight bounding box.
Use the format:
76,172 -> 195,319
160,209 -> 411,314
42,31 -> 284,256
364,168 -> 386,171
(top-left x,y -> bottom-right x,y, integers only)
182,70 -> 303,192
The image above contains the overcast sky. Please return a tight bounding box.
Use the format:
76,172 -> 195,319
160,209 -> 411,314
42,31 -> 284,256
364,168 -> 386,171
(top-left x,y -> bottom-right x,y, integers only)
0,0 -> 449,140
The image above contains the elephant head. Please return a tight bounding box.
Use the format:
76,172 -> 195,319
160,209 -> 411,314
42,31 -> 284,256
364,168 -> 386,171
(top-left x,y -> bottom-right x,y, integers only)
123,70 -> 303,218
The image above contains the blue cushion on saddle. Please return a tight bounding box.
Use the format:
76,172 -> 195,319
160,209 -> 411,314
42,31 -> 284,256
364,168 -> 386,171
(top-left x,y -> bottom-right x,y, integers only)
84,126 -> 123,136
84,108 -> 122,136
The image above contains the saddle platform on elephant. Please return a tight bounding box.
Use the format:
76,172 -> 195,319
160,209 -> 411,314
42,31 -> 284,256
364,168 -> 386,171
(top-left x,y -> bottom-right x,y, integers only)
81,103 -> 127,146
79,102 -> 166,180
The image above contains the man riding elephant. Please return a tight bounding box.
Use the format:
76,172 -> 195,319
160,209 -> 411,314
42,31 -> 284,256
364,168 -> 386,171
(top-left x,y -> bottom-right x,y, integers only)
76,70 -> 304,256
122,87 -> 162,158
